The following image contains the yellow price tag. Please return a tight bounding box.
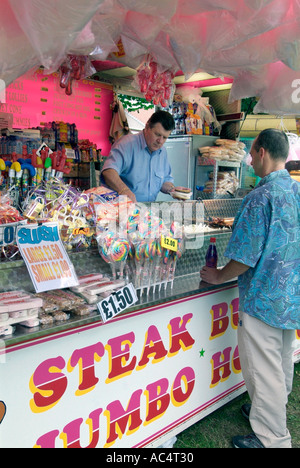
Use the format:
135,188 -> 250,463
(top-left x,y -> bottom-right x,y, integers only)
161,235 -> 178,252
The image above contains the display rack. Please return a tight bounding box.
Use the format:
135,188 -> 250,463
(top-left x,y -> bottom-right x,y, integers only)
194,157 -> 241,199
0,198 -> 243,344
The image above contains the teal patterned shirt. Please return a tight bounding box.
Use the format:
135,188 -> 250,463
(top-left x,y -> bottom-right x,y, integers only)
225,170 -> 300,329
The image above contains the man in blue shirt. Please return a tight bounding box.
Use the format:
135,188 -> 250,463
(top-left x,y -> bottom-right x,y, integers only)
101,110 -> 175,202
200,129 -> 300,448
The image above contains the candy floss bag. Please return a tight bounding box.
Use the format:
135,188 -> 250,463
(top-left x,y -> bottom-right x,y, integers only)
0,0 -> 40,87
253,62 -> 300,115
134,55 -> 176,108
286,132 -> 300,163
8,0 -> 104,72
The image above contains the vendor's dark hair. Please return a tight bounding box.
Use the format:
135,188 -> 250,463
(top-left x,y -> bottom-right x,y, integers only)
147,110 -> 175,131
254,129 -> 289,161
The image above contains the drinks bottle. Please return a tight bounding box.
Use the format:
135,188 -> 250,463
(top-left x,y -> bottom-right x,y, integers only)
205,237 -> 218,268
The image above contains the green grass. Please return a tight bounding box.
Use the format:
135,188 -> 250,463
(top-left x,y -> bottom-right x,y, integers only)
175,362 -> 300,448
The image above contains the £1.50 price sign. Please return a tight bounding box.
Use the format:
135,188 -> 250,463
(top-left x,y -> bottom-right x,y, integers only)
97,283 -> 138,323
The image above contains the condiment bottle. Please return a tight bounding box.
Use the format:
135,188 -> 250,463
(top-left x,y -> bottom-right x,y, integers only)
205,237 -> 218,268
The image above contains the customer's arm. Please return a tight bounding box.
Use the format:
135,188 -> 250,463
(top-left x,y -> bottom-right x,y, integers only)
102,168 -> 136,202
200,259 -> 250,285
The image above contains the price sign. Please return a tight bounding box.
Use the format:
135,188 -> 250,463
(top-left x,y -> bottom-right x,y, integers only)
161,235 -> 178,252
97,283 -> 138,323
16,222 -> 79,293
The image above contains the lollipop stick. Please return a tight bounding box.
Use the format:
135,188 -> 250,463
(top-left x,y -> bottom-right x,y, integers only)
142,257 -> 150,295
119,260 -> 125,279
110,263 -> 116,280
148,259 -> 154,295
135,264 -> 141,290
161,248 -> 169,290
168,255 -> 177,289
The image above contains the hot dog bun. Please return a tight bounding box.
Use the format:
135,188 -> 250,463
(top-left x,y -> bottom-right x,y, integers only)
171,187 -> 192,200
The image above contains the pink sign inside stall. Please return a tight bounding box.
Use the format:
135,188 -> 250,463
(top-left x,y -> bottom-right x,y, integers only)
0,68 -> 113,155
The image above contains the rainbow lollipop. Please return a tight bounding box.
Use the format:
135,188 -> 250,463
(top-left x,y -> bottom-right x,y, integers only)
98,231 -> 113,264
126,207 -> 140,234
109,237 -> 130,279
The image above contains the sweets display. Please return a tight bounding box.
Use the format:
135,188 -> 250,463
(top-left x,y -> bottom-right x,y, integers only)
0,273 -> 129,335
0,291 -> 42,335
168,93 -> 221,137
97,230 -> 130,279
0,192 -> 24,224
95,195 -> 186,295
22,179 -> 96,251
0,192 -> 26,260
71,274 -> 125,303
0,167 -> 239,337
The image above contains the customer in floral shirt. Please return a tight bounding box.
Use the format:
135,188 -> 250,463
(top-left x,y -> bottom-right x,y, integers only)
200,129 -> 300,448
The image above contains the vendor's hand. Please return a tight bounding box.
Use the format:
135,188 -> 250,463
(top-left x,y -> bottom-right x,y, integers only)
200,266 -> 223,285
161,181 -> 175,195
118,187 -> 136,203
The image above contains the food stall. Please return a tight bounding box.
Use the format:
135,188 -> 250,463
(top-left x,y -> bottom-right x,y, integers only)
0,194 -> 299,448
0,0 -> 300,449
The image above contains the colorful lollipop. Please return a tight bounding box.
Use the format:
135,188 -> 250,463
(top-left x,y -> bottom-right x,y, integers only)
110,237 -> 130,278
97,232 -> 130,279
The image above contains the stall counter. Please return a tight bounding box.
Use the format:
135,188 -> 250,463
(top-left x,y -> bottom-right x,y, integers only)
1,261 -> 300,448
0,272 -> 245,448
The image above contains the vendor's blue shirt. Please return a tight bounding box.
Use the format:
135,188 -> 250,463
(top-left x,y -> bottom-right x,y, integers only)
101,131 -> 173,202
225,169 -> 300,329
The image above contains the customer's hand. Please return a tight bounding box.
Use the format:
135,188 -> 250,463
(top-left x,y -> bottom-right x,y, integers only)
200,266 -> 223,285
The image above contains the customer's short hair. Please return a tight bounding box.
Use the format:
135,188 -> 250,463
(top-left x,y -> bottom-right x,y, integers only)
147,110 -> 175,131
254,129 -> 289,161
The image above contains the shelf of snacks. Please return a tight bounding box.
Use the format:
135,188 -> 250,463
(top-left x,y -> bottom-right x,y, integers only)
195,138 -> 245,199
0,124 -> 103,198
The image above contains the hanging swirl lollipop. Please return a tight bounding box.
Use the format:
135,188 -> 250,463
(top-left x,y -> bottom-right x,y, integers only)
97,231 -> 114,264
126,206 -> 140,234
109,237 -> 130,279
